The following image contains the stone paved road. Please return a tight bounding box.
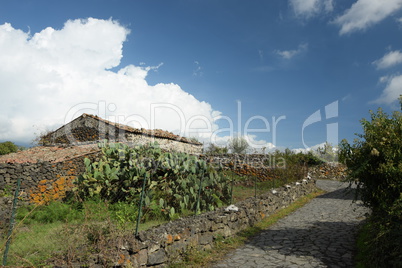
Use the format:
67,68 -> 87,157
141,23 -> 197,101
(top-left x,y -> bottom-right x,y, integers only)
212,180 -> 370,268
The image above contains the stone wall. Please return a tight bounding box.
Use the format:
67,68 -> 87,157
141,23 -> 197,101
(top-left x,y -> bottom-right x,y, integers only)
199,154 -> 304,181
126,134 -> 202,154
200,154 -> 274,169
199,155 -> 347,182
73,178 -> 317,267
0,151 -> 101,234
309,163 -> 347,181
42,113 -> 203,154
0,151 -> 101,203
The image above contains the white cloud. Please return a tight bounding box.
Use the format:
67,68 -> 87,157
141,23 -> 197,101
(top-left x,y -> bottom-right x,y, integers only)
289,0 -> 333,18
333,0 -> 402,35
192,61 -> 203,76
373,75 -> 402,104
275,43 -> 308,60
208,134 -> 275,154
293,142 -> 338,153
245,135 -> 276,151
292,142 -> 327,154
373,50 -> 402,69
0,18 -> 224,144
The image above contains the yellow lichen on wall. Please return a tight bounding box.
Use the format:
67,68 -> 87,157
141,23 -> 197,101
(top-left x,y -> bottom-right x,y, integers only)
29,175 -> 76,205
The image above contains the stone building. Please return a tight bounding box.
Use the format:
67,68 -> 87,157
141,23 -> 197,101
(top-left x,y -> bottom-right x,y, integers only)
40,113 -> 203,154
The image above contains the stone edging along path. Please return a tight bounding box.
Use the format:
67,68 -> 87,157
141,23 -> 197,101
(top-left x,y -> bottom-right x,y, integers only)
212,180 -> 370,268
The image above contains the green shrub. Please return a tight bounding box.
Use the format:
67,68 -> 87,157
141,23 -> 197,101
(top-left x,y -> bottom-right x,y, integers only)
16,201 -> 82,224
268,150 -> 323,167
340,96 -> 402,267
0,141 -> 18,155
204,143 -> 228,155
228,137 -> 249,154
339,104 -> 402,213
109,202 -> 138,225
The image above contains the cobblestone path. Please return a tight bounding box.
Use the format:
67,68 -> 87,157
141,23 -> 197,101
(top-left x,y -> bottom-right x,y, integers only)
212,180 -> 370,268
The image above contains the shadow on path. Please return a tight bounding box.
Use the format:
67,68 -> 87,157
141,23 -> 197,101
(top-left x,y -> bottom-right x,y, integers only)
245,220 -> 360,268
316,187 -> 356,200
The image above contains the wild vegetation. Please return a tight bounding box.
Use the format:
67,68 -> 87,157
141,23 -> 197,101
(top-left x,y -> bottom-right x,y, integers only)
228,136 -> 250,154
204,143 -> 228,155
340,97 -> 402,267
0,141 -> 19,155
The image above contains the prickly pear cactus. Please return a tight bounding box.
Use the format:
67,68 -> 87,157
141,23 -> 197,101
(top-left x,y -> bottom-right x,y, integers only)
74,142 -> 230,218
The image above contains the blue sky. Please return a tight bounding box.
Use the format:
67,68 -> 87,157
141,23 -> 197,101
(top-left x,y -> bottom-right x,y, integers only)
1,0 -> 402,151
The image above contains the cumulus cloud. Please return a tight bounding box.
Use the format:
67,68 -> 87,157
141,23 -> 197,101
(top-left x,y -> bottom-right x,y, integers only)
374,75 -> 402,104
289,0 -> 333,18
275,43 -> 308,60
208,134 -> 275,154
0,18 -> 222,144
333,0 -> 402,35
372,75 -> 402,104
373,50 -> 402,69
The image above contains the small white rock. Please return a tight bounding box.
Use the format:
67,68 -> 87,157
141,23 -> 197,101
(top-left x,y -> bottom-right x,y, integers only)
285,184 -> 291,189
295,182 -> 301,185
271,190 -> 278,194
224,204 -> 239,212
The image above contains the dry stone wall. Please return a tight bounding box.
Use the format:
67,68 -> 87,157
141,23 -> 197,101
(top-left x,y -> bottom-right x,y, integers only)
309,162 -> 347,181
200,154 -> 274,169
199,154 -> 303,181
0,152 -> 101,234
67,178 -> 317,267
126,134 -> 202,154
0,151 -> 101,203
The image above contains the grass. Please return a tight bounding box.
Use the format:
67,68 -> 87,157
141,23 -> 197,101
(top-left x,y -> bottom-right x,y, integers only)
1,222 -> 65,266
355,220 -> 371,268
232,179 -> 282,203
169,189 -> 325,268
0,201 -> 168,267
354,214 -> 402,268
223,169 -> 290,203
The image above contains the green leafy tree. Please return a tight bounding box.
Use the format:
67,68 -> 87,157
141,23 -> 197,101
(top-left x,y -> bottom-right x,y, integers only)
0,141 -> 18,155
316,142 -> 338,162
339,104 -> 402,213
339,97 -> 402,267
228,136 -> 249,154
204,143 -> 228,155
